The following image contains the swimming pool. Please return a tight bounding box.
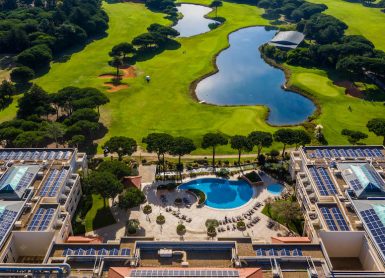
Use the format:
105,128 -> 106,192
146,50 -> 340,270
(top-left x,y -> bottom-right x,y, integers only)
178,178 -> 253,209
267,183 -> 284,195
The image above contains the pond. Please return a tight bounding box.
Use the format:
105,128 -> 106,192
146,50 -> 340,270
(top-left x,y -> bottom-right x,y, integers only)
195,26 -> 316,125
174,4 -> 218,37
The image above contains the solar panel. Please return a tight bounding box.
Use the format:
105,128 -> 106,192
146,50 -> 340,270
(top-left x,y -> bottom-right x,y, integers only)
27,208 -> 54,231
98,249 -> 108,256
320,207 -> 338,231
345,149 -> 355,157
255,248 -> 264,256
331,207 -> 350,231
354,148 -> 365,157
350,179 -> 363,191
280,248 -> 290,256
360,209 -> 385,257
120,248 -> 130,256
86,248 -> 96,255
372,148 -> 383,157
309,167 -> 327,195
292,248 -> 303,256
267,248 -> 278,256
0,209 -> 17,242
322,149 -> 331,158
318,167 -> 337,194
74,248 -> 85,255
130,269 -> 240,277
62,248 -> 73,256
338,149 -> 348,157
109,248 -> 119,255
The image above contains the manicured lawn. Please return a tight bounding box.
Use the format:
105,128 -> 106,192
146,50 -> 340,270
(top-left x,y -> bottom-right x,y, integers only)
288,66 -> 385,145
308,0 -> 385,51
30,0 -> 385,154
84,194 -> 116,232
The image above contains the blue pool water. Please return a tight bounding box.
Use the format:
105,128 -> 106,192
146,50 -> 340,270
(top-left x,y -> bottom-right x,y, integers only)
178,178 -> 253,209
267,183 -> 284,195
195,26 -> 316,125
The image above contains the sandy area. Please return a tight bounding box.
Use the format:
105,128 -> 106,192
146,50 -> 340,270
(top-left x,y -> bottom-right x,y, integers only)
103,82 -> 129,92
98,66 -> 136,79
334,80 -> 362,98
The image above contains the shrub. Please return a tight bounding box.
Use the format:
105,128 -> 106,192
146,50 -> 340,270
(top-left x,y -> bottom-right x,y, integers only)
207,225 -> 217,237
176,224 -> 186,235
156,214 -> 165,224
188,189 -> 206,205
143,204 -> 152,214
119,187 -> 145,209
205,219 -> 219,228
126,219 -> 140,235
237,220 -> 246,230
10,66 -> 35,83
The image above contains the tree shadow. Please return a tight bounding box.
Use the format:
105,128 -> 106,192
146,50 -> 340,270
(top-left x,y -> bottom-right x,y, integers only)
51,32 -> 108,64
134,40 -> 181,62
92,206 -> 116,230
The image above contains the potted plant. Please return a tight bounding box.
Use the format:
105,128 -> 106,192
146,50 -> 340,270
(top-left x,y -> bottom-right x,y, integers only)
156,214 -> 166,225
207,225 -> 217,237
176,223 -> 186,235
237,220 -> 246,230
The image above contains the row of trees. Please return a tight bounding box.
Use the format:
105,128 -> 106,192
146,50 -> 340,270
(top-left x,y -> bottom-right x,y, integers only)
1,0 -> 109,79
103,129 -> 311,177
255,0 -> 327,22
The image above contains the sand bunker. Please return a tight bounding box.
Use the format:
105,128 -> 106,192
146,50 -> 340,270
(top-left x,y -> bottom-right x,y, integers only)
334,80 -> 362,98
103,82 -> 129,92
98,66 -> 136,79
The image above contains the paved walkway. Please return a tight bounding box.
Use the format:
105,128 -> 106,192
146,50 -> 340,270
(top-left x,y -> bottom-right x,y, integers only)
130,175 -> 290,242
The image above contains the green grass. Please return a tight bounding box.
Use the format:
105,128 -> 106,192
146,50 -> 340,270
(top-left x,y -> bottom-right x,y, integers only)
288,66 -> 385,145
262,199 -> 303,234
308,0 -> 385,51
27,0 -> 385,153
84,194 -> 116,232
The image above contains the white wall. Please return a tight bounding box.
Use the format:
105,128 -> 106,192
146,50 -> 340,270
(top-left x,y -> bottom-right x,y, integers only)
12,231 -> 55,256
319,231 -> 364,257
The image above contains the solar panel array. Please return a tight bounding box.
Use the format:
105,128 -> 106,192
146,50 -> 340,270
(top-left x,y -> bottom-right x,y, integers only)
0,209 -> 17,243
130,270 -> 240,277
350,179 -> 363,191
320,206 -> 349,231
0,150 -> 72,161
360,209 -> 385,257
62,247 -> 130,256
27,208 -> 55,231
309,167 -> 337,196
15,171 -> 35,191
255,248 -> 303,257
39,169 -> 68,197
308,148 -> 384,159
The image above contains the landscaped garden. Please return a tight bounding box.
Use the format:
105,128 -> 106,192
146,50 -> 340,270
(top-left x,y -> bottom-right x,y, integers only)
0,0 -> 384,154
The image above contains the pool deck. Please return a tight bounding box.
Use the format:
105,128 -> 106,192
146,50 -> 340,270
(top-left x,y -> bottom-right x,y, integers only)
130,174 -> 290,242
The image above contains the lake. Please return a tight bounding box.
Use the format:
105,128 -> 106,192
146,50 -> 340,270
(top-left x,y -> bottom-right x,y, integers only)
195,26 -> 316,125
174,4 -> 218,37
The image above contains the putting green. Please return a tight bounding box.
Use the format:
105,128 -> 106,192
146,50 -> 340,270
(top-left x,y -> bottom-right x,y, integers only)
1,0 -> 382,154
